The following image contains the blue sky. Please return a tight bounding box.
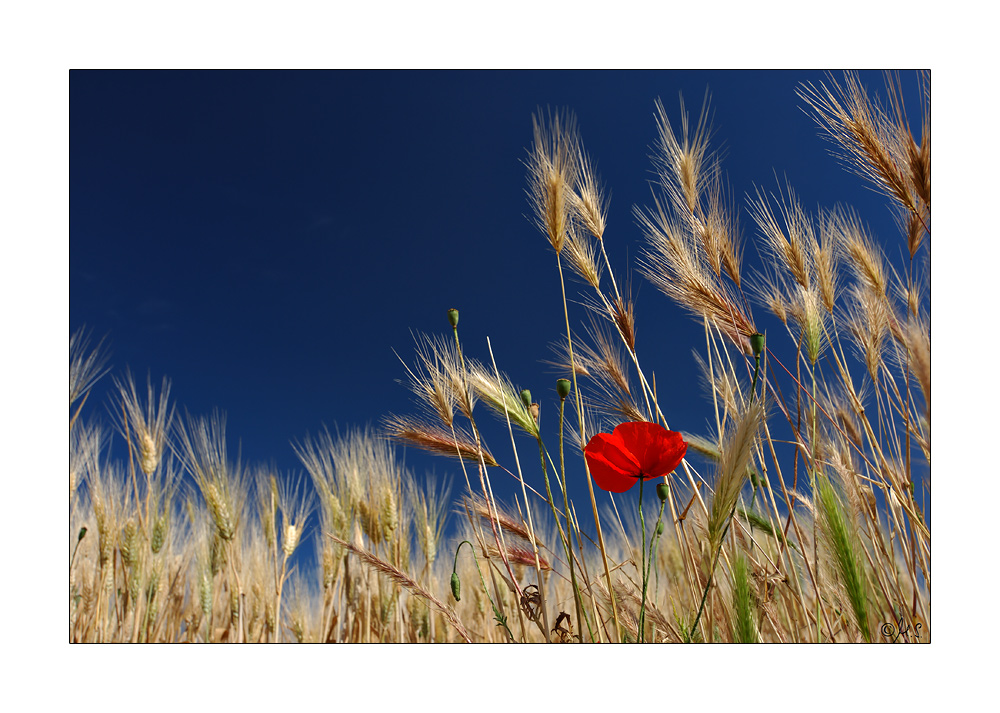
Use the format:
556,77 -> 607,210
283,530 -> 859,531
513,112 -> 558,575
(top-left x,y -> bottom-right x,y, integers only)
71,70 -> 926,535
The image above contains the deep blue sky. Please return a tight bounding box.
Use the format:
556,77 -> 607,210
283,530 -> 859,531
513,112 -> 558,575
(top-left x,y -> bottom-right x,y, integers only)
70,69 -> 923,530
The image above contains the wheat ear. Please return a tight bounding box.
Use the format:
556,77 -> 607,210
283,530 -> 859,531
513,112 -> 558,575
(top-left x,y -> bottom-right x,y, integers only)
328,534 -> 472,643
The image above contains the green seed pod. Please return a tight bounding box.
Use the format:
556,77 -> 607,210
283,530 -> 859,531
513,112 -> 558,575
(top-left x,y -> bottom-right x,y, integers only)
656,520 -> 665,536
447,308 -> 460,328
750,332 -> 765,358
556,378 -> 571,400
450,571 -> 461,602
656,482 -> 669,502
77,526 -> 87,542
520,389 -> 532,409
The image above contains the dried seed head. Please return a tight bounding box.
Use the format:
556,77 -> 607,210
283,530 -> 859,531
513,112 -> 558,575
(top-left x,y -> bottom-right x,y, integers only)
838,208 -> 887,297
815,211 -> 841,313
139,428 -> 159,476
563,226 -> 603,289
799,72 -> 922,223
907,201 -> 929,259
847,284 -> 888,382
422,523 -> 436,565
749,184 -> 813,291
653,93 -> 715,216
464,495 -> 542,548
493,543 -> 550,570
322,544 -> 339,589
905,316 -> 930,420
402,333 -> 461,428
230,589 -> 239,625
199,567 -> 212,619
572,147 -> 608,240
709,400 -> 764,551
528,109 -> 579,255
358,500 -> 381,546
206,482 -> 236,542
95,503 -> 113,569
610,292 -> 637,353
384,414 -> 498,467
210,531 -> 227,576
751,272 -> 790,325
638,198 -> 756,352
282,524 -> 300,557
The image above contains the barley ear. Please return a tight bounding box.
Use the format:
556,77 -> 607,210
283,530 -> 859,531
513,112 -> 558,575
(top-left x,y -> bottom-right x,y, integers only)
816,472 -> 873,642
730,555 -> 758,643
708,400 -> 764,551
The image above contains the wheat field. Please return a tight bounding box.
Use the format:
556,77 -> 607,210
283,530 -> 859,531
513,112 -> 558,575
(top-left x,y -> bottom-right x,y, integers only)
69,70 -> 929,644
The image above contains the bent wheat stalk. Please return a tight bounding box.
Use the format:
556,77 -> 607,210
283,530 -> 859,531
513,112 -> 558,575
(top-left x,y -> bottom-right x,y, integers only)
328,534 -> 472,643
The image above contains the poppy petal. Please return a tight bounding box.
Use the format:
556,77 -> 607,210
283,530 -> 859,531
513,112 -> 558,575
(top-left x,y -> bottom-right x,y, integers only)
585,431 -> 641,474
585,449 -> 641,492
584,432 -> 641,493
612,422 -> 688,480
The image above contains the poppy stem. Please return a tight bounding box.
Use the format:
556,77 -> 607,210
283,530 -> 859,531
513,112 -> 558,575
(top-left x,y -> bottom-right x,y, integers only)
453,540 -> 514,642
643,500 -> 666,639
652,502 -> 666,562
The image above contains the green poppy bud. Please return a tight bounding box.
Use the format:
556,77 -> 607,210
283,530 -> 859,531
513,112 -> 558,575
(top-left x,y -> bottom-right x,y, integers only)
450,571 -> 461,602
520,389 -> 532,410
77,526 -> 88,542
656,520 -> 664,536
656,482 -> 669,502
556,378 -> 571,400
750,332 -> 765,358
447,308 -> 459,328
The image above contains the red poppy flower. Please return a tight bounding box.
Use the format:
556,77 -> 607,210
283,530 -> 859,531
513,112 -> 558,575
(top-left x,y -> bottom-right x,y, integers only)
584,422 -> 687,493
